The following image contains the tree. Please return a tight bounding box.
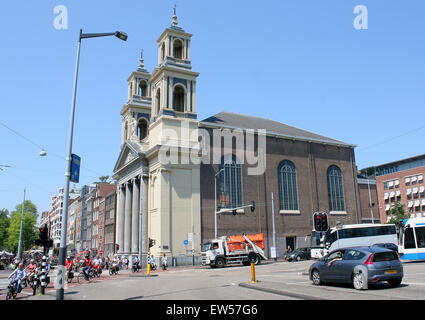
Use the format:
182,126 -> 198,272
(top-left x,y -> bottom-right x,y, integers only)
0,209 -> 10,250
387,201 -> 410,230
99,175 -> 110,183
6,201 -> 38,253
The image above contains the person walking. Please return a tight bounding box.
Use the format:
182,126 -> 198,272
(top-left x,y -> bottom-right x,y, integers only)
161,254 -> 168,271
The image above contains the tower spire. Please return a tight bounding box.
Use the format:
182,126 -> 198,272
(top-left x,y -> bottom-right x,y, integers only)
171,4 -> 178,27
137,49 -> 148,72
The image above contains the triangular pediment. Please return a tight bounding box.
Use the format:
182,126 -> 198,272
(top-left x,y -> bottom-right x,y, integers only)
113,141 -> 143,173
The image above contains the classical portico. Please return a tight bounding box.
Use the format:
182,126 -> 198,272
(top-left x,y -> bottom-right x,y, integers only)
114,142 -> 149,265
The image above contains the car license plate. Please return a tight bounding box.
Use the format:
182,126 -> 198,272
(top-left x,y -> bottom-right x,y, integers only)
385,270 -> 397,274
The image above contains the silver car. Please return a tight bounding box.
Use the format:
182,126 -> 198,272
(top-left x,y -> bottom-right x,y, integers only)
309,246 -> 403,290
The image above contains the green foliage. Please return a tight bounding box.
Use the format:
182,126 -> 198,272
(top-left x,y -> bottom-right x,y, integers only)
387,201 -> 410,229
5,201 -> 38,253
0,209 -> 10,250
99,176 -> 110,182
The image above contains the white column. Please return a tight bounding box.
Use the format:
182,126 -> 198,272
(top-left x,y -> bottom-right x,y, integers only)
140,174 -> 149,267
118,185 -> 125,254
124,181 -> 132,254
131,178 -> 140,254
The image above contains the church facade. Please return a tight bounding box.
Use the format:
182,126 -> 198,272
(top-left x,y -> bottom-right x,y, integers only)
113,13 -> 361,266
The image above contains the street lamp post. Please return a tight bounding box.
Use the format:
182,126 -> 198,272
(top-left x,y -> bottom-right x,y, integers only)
56,29 -> 127,301
17,188 -> 26,260
214,168 -> 225,239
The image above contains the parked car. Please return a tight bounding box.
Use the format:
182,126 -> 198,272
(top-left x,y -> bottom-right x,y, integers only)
285,248 -> 311,262
310,247 -> 327,259
372,243 -> 399,253
309,246 -> 403,290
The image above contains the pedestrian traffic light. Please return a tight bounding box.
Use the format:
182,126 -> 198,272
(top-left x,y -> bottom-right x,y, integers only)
250,201 -> 255,212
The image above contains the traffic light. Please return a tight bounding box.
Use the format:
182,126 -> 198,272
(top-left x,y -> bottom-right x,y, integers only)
250,201 -> 256,212
313,213 -> 321,232
35,224 -> 53,248
320,213 -> 328,231
313,212 -> 329,232
35,225 -> 48,246
149,238 -> 155,248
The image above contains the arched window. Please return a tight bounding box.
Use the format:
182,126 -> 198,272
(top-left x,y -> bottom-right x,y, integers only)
137,118 -> 148,141
138,80 -> 147,97
218,155 -> 243,210
173,85 -> 185,112
278,160 -> 299,211
155,89 -> 161,115
173,39 -> 183,59
327,165 -> 345,212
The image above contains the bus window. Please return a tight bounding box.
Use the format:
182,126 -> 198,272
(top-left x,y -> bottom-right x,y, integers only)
415,227 -> 425,248
404,228 -> 416,249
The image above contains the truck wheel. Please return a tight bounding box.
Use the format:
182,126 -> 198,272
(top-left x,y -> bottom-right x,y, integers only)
215,258 -> 225,268
254,255 -> 261,265
242,261 -> 250,266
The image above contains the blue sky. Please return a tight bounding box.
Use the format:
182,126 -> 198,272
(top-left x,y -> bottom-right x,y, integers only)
0,0 -> 424,216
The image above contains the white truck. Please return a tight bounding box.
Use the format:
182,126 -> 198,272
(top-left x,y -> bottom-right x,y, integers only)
201,233 -> 268,268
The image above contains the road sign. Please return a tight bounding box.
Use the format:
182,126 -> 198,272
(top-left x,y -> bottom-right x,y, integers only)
183,239 -> 189,246
270,247 -> 277,259
70,154 -> 81,183
188,232 -> 193,242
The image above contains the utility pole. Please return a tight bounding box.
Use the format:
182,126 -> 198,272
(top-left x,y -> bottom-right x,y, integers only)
17,188 -> 26,260
271,192 -> 277,261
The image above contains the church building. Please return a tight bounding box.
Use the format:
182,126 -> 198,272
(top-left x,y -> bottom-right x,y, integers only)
113,12 -> 361,266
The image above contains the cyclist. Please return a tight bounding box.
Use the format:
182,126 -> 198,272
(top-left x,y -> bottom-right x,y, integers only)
82,254 -> 93,281
65,256 -> 73,270
93,255 -> 101,275
8,263 -> 27,298
25,259 -> 37,283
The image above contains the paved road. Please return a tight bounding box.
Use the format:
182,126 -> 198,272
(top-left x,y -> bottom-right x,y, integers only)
2,260 -> 424,300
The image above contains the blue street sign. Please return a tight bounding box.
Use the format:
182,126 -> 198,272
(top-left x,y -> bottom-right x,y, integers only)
183,239 -> 189,246
70,154 -> 81,183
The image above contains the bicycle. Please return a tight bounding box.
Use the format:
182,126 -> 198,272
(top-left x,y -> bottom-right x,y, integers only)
77,267 -> 95,284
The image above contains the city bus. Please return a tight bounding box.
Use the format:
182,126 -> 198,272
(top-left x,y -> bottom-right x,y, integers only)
398,217 -> 425,261
324,224 -> 397,252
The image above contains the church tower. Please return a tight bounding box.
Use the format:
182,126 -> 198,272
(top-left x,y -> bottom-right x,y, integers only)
150,8 -> 199,122
113,8 -> 202,265
120,51 -> 152,146
146,8 -> 202,261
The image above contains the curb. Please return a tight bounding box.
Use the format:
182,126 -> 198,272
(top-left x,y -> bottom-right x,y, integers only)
128,274 -> 159,278
239,282 -> 325,300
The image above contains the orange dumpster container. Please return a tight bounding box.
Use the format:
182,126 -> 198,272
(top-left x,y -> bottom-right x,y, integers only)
226,233 -> 265,253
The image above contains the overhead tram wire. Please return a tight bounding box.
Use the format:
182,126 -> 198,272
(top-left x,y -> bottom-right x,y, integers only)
356,124 -> 425,152
0,120 -> 106,178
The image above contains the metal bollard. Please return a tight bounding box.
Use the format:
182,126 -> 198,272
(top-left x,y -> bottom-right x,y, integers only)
250,262 -> 256,283
146,263 -> 151,276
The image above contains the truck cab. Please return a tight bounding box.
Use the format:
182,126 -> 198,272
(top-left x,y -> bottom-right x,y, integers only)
202,239 -> 226,267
